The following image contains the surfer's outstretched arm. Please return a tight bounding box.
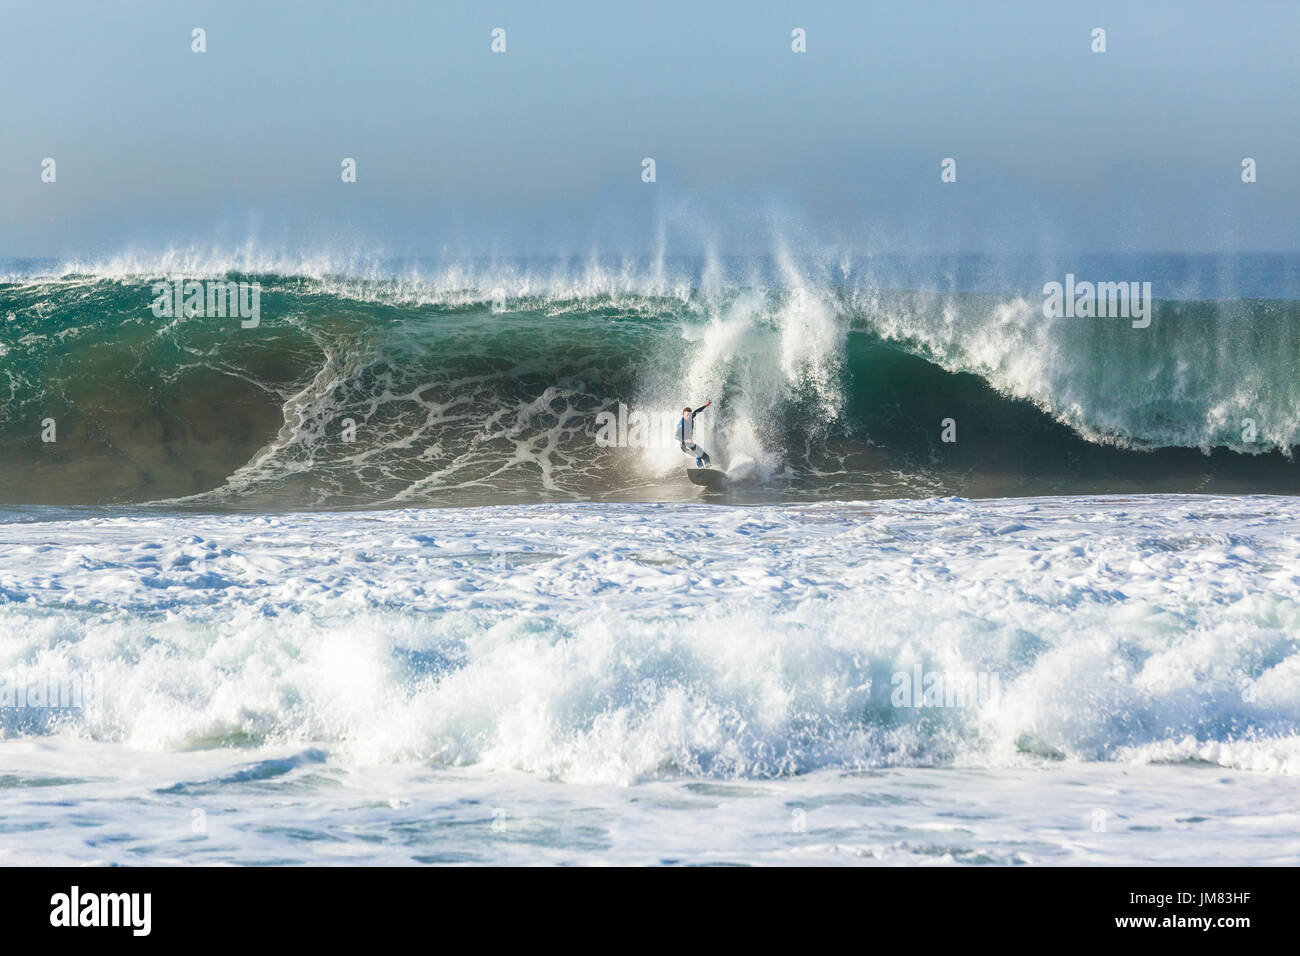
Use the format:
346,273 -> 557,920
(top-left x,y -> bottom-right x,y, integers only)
692,399 -> 712,420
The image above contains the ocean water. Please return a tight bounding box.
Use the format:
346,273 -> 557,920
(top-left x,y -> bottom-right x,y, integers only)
4,253 -> 1300,508
2,496 -> 1299,864
2,254 -> 1299,865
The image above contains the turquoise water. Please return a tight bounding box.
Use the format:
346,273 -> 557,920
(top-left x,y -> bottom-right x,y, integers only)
3,254 -> 1299,508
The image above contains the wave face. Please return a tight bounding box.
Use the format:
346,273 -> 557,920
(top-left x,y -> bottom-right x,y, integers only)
3,256 -> 1300,507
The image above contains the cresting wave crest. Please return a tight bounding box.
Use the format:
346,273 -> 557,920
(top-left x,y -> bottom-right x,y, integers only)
3,251 -> 1300,508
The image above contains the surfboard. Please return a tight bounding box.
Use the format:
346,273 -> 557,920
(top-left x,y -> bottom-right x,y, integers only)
687,467 -> 726,488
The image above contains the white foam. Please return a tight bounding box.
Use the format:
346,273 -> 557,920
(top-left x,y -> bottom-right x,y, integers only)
2,495 -> 1298,785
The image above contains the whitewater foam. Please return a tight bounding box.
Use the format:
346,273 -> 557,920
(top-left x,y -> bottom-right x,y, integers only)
2,495 -> 1298,781
2,493 -> 1299,865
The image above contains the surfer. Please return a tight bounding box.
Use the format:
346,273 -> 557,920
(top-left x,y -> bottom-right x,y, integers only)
676,400 -> 712,467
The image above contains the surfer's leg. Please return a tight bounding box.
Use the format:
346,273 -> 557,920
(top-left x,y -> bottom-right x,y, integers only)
698,448 -> 710,467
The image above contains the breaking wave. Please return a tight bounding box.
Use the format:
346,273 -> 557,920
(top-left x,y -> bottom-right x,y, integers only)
3,253 -> 1299,507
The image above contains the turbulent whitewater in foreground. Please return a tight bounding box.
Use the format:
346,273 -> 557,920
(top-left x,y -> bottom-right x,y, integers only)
2,494 -> 1299,864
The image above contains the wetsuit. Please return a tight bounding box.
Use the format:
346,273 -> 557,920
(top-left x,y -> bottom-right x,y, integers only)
675,405 -> 711,467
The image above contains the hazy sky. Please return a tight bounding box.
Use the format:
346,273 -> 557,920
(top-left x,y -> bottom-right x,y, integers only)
2,0 -> 1298,259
